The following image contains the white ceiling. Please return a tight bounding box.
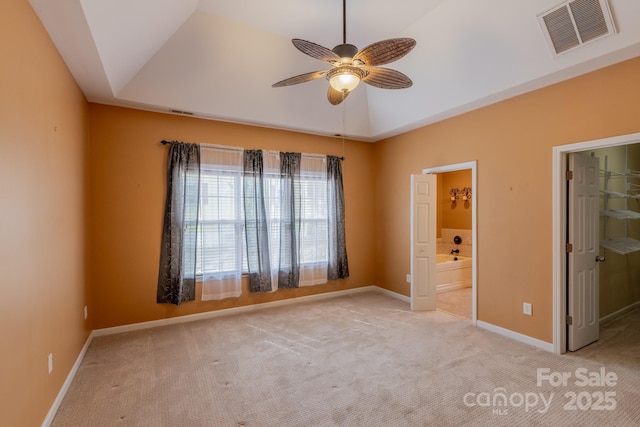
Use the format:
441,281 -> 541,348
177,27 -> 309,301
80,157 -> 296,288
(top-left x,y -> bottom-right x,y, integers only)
29,0 -> 640,141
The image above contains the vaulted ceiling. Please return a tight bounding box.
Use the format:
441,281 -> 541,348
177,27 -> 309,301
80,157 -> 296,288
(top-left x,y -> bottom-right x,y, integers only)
29,0 -> 640,141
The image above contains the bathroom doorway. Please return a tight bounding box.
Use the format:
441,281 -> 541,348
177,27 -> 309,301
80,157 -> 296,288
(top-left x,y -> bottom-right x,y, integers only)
421,161 -> 477,324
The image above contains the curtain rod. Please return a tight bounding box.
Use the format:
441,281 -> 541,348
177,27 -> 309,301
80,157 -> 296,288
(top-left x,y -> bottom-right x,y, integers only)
161,140 -> 242,153
161,140 -> 344,160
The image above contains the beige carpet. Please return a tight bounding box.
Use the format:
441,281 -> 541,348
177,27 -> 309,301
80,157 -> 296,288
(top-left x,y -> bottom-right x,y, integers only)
52,292 -> 640,426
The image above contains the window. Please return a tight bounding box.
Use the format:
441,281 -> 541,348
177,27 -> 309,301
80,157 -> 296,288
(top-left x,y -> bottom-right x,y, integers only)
196,151 -> 329,282
157,142 -> 348,304
197,165 -> 244,276
298,157 -> 329,267
197,146 -> 244,301
297,162 -> 330,286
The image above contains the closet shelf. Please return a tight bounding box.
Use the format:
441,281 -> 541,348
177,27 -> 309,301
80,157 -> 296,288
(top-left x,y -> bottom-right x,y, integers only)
600,189 -> 640,199
600,237 -> 640,255
601,210 -> 640,220
601,154 -> 640,256
600,169 -> 640,178
600,172 -> 625,179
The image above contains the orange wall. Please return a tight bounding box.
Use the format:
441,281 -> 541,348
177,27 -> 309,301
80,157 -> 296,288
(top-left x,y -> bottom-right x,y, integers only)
87,104 -> 375,329
373,56 -> 640,343
7,0 -> 640,422
0,1 -> 90,425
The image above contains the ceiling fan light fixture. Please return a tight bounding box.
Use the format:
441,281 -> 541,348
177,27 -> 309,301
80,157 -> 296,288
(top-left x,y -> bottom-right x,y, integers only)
329,71 -> 360,93
327,66 -> 367,93
271,0 -> 416,104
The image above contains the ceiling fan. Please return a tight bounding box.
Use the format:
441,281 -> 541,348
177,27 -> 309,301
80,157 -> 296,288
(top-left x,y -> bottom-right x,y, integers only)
272,0 -> 416,105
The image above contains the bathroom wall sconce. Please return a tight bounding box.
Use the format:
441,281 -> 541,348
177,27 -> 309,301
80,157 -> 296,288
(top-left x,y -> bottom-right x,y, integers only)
449,188 -> 460,201
461,187 -> 472,201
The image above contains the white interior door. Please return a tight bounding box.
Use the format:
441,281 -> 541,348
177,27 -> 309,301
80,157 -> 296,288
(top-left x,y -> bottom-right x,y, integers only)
411,174 -> 437,311
568,153 -> 600,351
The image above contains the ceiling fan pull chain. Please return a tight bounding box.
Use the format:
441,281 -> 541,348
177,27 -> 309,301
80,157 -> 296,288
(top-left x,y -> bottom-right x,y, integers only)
342,93 -> 347,158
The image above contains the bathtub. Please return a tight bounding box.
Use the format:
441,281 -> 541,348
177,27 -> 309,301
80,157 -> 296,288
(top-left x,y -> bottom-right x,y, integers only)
436,254 -> 472,293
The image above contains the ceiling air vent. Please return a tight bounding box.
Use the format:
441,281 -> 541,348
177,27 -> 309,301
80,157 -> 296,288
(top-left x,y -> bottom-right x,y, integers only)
170,109 -> 194,116
538,0 -> 616,56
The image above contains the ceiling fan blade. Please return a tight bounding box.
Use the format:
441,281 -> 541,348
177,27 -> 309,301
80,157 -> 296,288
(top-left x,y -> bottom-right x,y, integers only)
354,38 -> 416,66
327,86 -> 350,105
362,67 -> 413,89
272,70 -> 328,87
292,39 -> 341,63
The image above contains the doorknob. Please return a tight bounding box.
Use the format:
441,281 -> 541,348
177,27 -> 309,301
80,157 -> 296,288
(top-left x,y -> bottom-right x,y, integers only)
595,256 -> 606,262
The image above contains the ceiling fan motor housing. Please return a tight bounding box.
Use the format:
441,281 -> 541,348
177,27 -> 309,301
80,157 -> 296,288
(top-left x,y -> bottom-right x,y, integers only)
332,43 -> 359,61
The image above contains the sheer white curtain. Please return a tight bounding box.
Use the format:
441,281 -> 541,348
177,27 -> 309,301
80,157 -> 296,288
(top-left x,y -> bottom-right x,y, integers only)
199,145 -> 244,301
259,152 -> 328,289
299,155 -> 329,286
256,150 -> 303,291
262,150 -> 281,292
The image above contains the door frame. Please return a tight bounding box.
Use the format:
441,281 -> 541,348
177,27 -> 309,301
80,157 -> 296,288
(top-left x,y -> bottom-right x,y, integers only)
552,132 -> 640,354
419,161 -> 477,325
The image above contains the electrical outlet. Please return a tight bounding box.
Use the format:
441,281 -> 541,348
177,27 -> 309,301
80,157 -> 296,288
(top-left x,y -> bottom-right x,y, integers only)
406,274 -> 411,283
523,302 -> 532,316
48,353 -> 53,374
84,305 -> 88,320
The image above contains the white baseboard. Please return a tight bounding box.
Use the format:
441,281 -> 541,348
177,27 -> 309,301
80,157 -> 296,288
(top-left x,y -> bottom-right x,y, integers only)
93,286 -> 378,337
44,286 -> 381,425
372,286 -> 411,303
42,285 -> 408,425
477,320 -> 554,353
41,332 -> 94,427
600,300 -> 640,325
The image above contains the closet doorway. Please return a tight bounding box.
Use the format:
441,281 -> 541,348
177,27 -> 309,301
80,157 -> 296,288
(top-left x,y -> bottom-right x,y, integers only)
553,133 -> 640,354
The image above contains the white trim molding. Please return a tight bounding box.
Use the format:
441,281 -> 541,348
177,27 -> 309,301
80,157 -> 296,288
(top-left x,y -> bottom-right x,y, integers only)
600,300 -> 640,326
41,333 -> 94,427
43,286 -> 384,425
477,320 -> 554,353
421,160 -> 478,325
42,284 -> 556,426
374,286 -> 412,303
93,286 -> 378,337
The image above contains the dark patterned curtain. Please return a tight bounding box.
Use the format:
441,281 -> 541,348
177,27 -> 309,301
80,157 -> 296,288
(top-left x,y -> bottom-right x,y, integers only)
243,150 -> 272,292
278,152 -> 301,288
327,156 -> 349,280
157,142 -> 201,305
